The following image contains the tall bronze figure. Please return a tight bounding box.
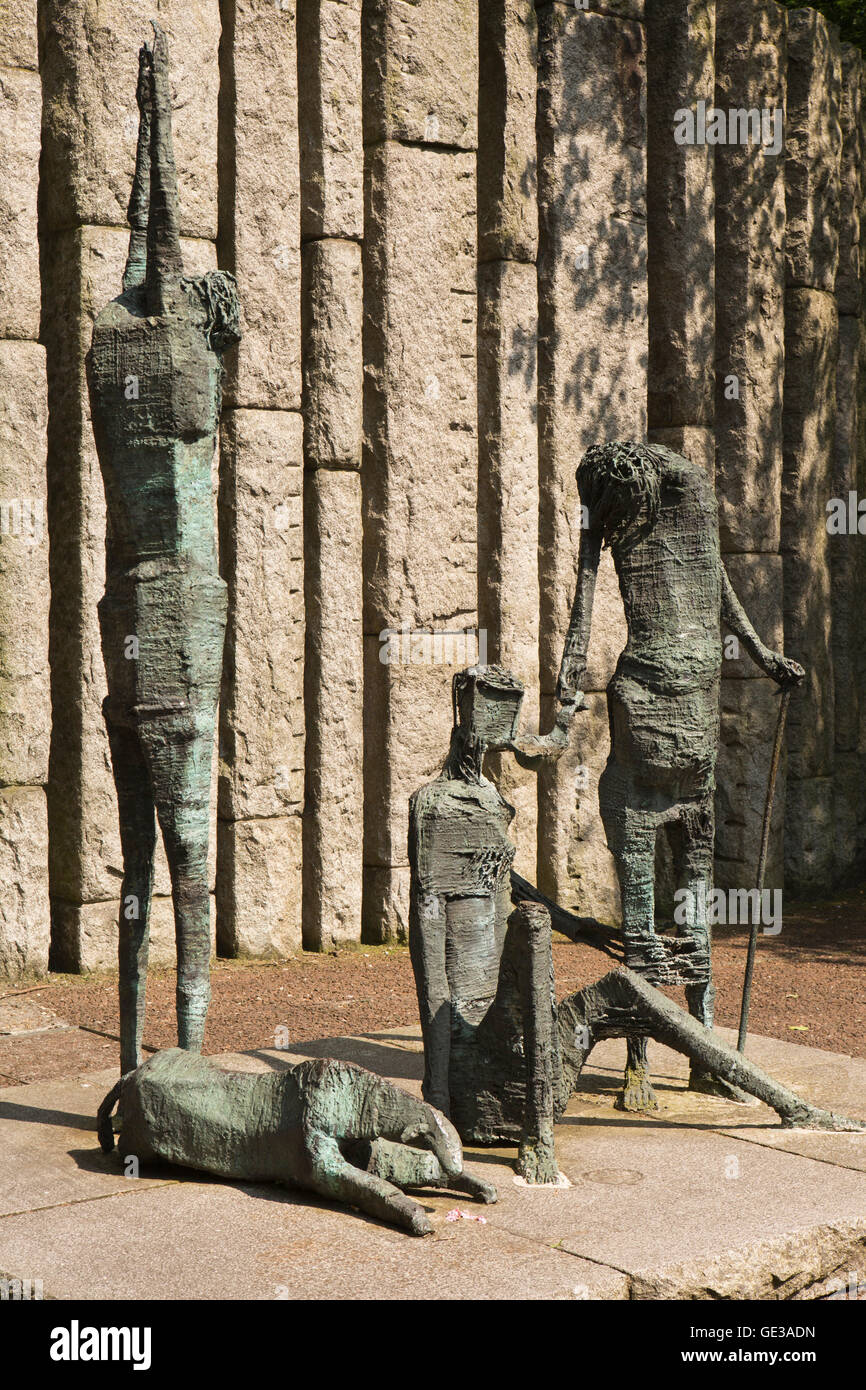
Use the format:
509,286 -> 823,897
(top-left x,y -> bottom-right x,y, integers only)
86,25 -> 239,1070
534,442 -> 804,1111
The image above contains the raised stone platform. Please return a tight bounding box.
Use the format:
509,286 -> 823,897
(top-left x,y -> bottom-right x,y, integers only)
1,1027 -> 865,1300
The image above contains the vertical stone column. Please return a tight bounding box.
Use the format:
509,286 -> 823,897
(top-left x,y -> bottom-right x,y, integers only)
831,45 -> 865,875
362,0 -> 479,940
477,0 -> 539,879
536,1 -> 647,922
217,0 -> 304,956
781,10 -> 842,894
0,2 -> 50,977
713,0 -> 787,897
39,1 -> 220,969
298,0 -> 364,946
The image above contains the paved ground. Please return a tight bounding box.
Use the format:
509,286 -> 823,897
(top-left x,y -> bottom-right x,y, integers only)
2,1025 -> 866,1301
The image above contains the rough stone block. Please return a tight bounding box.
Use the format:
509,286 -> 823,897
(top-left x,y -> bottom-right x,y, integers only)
537,4 -> 647,694
0,1 -> 38,69
478,0 -> 538,263
714,0 -> 786,555
216,816 -> 302,958
0,67 -> 41,340
784,776 -> 834,895
715,678 -> 784,895
833,756 -> 865,881
362,0 -> 478,150
836,45 -> 863,315
301,238 -> 363,470
646,0 -> 715,429
362,862 -> 411,945
38,0 -> 219,237
218,409 -> 305,824
363,140 -> 477,632
782,287 -> 837,780
721,554 -> 784,680
785,8 -> 842,294
831,314 -> 863,754
538,691 -> 621,926
0,786 -> 48,980
298,0 -> 363,241
42,228 -> 215,909
302,469 -> 364,947
477,258 -> 540,878
647,426 -> 715,481
0,342 -> 49,787
220,0 -> 301,411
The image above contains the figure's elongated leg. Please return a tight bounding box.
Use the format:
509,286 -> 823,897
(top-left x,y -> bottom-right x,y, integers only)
144,715 -> 214,1054
409,892 -> 451,1113
516,903 -> 561,1183
606,804 -> 661,1113
105,708 -> 157,1072
304,1131 -> 432,1235
676,799 -> 746,1100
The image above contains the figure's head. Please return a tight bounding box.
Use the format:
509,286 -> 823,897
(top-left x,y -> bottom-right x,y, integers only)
452,665 -> 524,752
577,440 -> 666,552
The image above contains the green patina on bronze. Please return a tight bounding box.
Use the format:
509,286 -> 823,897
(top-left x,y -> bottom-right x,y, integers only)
86,26 -> 239,1072
98,1050 -> 496,1236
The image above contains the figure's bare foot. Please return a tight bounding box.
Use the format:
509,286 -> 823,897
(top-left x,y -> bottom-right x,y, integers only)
616,1064 -> 659,1113
688,1070 -> 750,1103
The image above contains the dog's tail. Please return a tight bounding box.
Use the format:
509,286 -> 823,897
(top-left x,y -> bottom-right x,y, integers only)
97,1075 -> 128,1153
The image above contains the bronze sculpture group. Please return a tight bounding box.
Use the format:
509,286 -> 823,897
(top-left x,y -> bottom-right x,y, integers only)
89,27 -> 860,1237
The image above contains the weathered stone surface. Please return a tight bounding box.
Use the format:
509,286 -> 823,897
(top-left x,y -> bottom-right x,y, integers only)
536,5 -> 647,696
784,776 -> 834,895
715,678 -> 785,895
538,691 -> 621,925
302,469 -> 363,947
0,1 -> 38,68
362,0 -> 478,150
477,259 -> 539,878
0,786 -> 48,979
785,8 -> 842,294
721,555 -> 784,680
218,409 -> 305,823
216,816 -> 302,957
220,0 -> 301,411
646,0 -> 715,429
0,67 -> 41,340
363,863 -> 411,945
302,239 -> 363,470
647,426 -> 715,480
38,1 -> 219,237
831,314 -> 863,753
363,140 -> 477,632
833,757 -> 865,880
836,45 -> 863,315
0,342 -> 49,787
536,1 -> 645,19
42,228 -> 215,913
478,0 -> 538,263
298,0 -> 363,241
782,288 -> 837,782
714,0 -> 786,555
53,895 -> 215,975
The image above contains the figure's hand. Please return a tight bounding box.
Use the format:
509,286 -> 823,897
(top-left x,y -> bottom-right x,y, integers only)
136,44 -> 153,110
507,694 -> 586,770
763,651 -> 805,688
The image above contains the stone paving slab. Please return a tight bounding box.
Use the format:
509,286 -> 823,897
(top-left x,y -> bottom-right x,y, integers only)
1,1027 -> 865,1300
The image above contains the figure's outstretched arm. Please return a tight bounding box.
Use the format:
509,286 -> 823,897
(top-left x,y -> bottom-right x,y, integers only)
122,44 -> 153,293
720,564 -> 805,687
507,529 -> 599,768
146,21 -> 185,316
